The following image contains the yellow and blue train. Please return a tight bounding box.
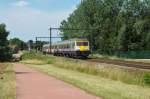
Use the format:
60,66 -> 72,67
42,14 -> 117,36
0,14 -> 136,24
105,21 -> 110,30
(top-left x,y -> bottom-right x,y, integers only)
42,38 -> 91,58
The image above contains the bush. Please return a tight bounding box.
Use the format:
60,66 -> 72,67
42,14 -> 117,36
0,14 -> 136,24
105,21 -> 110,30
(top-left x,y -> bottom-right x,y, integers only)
143,73 -> 150,85
0,47 -> 12,62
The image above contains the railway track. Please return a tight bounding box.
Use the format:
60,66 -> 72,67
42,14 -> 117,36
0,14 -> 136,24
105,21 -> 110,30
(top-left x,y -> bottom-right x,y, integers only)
52,55 -> 150,70
88,58 -> 150,70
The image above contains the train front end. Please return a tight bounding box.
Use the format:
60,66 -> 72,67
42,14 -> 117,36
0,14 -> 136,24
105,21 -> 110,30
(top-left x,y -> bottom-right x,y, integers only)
75,39 -> 91,57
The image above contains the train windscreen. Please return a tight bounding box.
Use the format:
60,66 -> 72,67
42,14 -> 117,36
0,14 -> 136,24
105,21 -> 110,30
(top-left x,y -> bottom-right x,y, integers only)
76,42 -> 88,46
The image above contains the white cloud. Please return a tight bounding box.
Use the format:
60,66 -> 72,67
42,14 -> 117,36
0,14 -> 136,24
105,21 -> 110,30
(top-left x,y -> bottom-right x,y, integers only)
11,0 -> 29,7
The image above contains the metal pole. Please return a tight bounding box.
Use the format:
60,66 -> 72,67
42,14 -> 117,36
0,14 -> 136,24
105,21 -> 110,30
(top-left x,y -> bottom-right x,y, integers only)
49,28 -> 52,54
90,31 -> 93,56
36,37 -> 38,53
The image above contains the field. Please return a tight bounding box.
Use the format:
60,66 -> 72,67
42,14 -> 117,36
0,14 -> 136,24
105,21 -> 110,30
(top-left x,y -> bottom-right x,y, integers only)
21,51 -> 150,99
0,63 -> 16,99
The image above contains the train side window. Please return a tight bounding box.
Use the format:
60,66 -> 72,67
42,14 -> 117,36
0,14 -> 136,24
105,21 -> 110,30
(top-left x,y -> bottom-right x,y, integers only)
65,44 -> 67,49
67,44 -> 69,49
72,43 -> 75,48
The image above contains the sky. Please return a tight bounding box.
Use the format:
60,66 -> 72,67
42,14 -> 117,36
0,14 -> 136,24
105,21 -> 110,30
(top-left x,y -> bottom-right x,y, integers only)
0,0 -> 81,42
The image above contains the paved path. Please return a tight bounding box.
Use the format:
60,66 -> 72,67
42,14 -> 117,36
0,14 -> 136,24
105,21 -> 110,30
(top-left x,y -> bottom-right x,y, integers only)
15,64 -> 100,99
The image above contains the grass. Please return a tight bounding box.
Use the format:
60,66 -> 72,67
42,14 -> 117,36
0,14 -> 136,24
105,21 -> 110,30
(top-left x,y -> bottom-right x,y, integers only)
21,51 -> 54,65
90,54 -> 125,60
25,64 -> 150,99
21,51 -> 150,99
21,51 -> 150,86
0,63 -> 16,99
92,54 -> 150,64
53,57 -> 150,86
126,59 -> 150,64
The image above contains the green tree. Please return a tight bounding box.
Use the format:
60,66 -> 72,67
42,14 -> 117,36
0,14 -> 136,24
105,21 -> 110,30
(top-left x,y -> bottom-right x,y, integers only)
61,0 -> 150,56
9,38 -> 22,49
9,38 -> 27,53
0,24 -> 12,61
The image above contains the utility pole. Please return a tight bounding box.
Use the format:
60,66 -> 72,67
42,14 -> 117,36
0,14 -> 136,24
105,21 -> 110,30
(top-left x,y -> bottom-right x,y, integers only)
35,37 -> 38,53
49,27 -> 52,54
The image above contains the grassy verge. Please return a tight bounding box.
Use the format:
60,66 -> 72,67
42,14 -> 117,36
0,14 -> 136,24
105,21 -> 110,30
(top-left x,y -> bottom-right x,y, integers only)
53,57 -> 150,86
21,51 -> 54,65
90,54 -> 126,60
26,64 -> 150,99
21,51 -> 150,86
0,63 -> 16,99
92,54 -> 150,64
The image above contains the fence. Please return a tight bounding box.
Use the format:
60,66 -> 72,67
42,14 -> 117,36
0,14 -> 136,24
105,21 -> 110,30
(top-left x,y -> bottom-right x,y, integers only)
98,50 -> 150,59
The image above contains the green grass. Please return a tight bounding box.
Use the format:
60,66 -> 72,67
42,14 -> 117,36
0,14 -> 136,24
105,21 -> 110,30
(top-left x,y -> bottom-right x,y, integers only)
21,51 -> 54,65
26,64 -> 150,99
21,51 -> 150,86
21,51 -> 150,99
91,54 -> 125,60
0,63 -> 16,99
52,57 -> 150,86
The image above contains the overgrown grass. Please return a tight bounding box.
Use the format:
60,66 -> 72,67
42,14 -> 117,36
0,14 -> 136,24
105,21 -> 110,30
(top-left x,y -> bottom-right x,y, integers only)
26,64 -> 150,99
0,63 -> 16,99
90,54 -> 125,60
53,57 -> 150,86
21,51 -> 54,65
21,51 -> 150,86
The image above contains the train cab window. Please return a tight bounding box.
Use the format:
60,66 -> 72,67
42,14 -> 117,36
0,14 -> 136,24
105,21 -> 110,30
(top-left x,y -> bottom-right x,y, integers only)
76,42 -> 88,46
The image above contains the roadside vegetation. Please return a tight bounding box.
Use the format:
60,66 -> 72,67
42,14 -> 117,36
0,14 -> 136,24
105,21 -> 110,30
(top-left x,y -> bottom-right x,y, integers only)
0,63 -> 16,99
52,57 -> 150,86
21,51 -> 150,99
21,51 -> 150,86
22,51 -> 54,65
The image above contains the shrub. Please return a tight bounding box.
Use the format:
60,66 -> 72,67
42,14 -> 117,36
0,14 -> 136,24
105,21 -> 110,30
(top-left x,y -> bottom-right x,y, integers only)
143,73 -> 150,85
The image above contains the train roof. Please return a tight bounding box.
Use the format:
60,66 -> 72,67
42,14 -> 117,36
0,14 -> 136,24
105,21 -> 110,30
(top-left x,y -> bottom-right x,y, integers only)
43,38 -> 88,46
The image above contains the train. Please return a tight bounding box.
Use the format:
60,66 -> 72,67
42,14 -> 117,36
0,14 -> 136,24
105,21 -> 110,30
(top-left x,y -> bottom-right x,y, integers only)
42,38 -> 91,58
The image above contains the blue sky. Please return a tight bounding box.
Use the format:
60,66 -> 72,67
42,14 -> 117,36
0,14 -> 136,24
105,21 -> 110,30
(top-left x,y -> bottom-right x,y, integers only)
0,0 -> 81,41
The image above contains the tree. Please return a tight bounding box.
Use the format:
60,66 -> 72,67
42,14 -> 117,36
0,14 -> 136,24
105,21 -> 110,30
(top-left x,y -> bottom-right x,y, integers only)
9,38 -> 27,53
35,41 -> 45,51
60,0 -> 150,56
0,23 -> 12,61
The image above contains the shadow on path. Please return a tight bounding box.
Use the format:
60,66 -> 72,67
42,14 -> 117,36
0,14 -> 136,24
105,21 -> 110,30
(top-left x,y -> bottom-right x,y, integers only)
15,72 -> 30,75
